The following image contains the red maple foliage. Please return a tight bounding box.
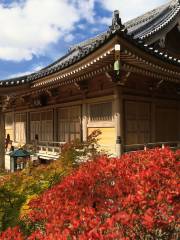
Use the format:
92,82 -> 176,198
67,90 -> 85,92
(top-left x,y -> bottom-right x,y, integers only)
0,148 -> 179,239
0,226 -> 24,240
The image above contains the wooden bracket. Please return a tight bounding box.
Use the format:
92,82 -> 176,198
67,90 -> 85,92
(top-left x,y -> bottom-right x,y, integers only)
74,80 -> 88,92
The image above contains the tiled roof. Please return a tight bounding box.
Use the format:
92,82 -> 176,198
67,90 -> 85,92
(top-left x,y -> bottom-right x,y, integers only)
0,32 -> 113,86
0,0 -> 180,87
66,0 -> 180,50
68,1 -> 180,47
126,0 -> 180,39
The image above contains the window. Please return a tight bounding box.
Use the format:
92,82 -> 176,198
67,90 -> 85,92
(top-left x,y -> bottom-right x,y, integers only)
41,111 -> 53,141
30,112 -> 41,141
15,113 -> 26,143
5,113 -> 14,140
89,102 -> 112,122
5,113 -> 13,128
58,106 -> 81,142
30,111 -> 53,142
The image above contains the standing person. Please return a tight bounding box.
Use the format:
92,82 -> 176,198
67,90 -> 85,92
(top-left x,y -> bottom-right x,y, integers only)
5,134 -> 10,151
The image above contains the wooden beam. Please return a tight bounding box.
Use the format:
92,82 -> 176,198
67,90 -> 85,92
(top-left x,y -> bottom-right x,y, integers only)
0,107 -> 5,168
114,85 -> 124,156
82,103 -> 88,142
151,99 -> 156,142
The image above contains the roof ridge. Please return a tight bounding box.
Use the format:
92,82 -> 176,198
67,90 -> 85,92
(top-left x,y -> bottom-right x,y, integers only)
69,32 -> 107,51
125,2 -> 169,30
139,0 -> 180,39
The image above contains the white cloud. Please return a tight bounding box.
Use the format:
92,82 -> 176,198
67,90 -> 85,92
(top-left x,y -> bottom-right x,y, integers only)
64,34 -> 75,43
0,0 -> 95,62
8,64 -> 44,78
100,17 -> 112,26
0,0 -> 168,62
75,0 -> 95,23
98,0 -> 168,22
77,24 -> 86,30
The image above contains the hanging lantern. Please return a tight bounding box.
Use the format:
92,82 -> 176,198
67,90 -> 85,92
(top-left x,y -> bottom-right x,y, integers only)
114,60 -> 120,75
114,44 -> 121,76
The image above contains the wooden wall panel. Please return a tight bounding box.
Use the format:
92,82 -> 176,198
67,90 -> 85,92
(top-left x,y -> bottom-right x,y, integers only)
88,127 -> 116,154
125,101 -> 151,145
156,107 -> 178,142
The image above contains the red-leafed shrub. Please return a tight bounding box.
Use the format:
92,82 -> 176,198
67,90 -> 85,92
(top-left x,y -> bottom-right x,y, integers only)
0,226 -> 24,240
0,148 -> 179,239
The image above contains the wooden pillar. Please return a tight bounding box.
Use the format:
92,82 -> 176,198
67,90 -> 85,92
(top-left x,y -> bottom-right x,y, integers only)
114,85 -> 124,157
178,102 -> 180,143
82,103 -> 88,142
26,112 -> 30,144
0,108 -> 5,168
13,111 -> 16,143
12,111 -> 15,142
53,108 -> 58,142
151,99 -> 156,142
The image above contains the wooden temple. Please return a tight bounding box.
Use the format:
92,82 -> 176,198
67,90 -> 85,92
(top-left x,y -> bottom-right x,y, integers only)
1,0 -> 180,168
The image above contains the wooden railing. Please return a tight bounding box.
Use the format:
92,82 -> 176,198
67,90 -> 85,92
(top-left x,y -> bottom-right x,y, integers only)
21,141 -> 65,160
35,141 -> 66,160
12,141 -> 180,160
124,141 -> 180,153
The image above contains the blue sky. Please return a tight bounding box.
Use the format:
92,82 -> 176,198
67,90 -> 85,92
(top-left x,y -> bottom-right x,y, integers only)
0,0 -> 168,80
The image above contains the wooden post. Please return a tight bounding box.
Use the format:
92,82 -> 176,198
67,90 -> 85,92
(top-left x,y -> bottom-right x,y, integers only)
114,85 -> 123,157
13,111 -> 16,143
178,102 -> 180,145
82,103 -> 88,142
151,100 -> 156,142
53,108 -> 58,142
26,112 -> 30,144
0,107 -> 5,168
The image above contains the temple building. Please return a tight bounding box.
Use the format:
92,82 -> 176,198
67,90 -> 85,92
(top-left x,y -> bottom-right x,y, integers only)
1,0 -> 180,168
